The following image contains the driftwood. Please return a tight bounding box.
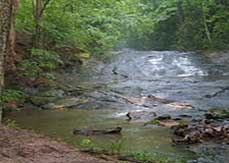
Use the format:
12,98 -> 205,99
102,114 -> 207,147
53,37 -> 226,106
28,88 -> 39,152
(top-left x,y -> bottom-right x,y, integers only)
73,127 -> 122,136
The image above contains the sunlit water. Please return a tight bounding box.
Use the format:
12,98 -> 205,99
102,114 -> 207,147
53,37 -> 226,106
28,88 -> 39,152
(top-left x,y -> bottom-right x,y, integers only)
6,50 -> 229,162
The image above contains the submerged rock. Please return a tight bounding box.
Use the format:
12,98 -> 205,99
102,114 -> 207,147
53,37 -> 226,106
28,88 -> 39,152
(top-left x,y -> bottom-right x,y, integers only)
73,127 -> 122,136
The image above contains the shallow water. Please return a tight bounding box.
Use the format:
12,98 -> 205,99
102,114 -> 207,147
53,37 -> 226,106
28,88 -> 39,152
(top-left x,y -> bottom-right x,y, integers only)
6,50 -> 229,162
7,109 -> 195,161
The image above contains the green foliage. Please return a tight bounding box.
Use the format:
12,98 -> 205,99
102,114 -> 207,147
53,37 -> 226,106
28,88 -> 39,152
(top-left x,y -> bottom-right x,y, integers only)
0,89 -> 25,103
145,119 -> 160,126
130,151 -> 185,163
16,0 -> 229,52
4,119 -> 19,129
80,138 -> 94,150
31,48 -> 63,70
20,59 -> 40,79
111,140 -> 123,154
131,152 -> 152,162
42,72 -> 56,81
19,48 -> 62,80
122,0 -> 229,50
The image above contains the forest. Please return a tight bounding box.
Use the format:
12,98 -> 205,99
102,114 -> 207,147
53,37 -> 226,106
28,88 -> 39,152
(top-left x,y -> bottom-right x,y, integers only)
16,0 -> 229,52
1,0 -> 229,163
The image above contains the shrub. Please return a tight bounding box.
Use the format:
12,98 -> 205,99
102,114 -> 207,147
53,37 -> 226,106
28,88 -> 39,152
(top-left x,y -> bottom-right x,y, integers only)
0,89 -> 26,103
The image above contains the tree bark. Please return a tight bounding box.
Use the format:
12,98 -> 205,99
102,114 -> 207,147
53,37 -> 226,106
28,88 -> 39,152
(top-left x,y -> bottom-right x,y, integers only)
0,0 -> 13,124
4,0 -> 19,74
32,0 -> 51,48
32,0 -> 43,48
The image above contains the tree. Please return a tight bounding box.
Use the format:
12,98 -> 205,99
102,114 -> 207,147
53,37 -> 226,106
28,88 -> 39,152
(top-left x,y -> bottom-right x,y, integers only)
32,0 -> 52,47
0,0 -> 13,124
5,0 -> 19,74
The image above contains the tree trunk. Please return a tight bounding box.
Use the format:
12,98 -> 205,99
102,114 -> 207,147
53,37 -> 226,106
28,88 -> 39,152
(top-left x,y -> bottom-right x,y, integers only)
32,0 -> 43,48
201,3 -> 212,46
5,0 -> 18,74
0,0 -> 13,124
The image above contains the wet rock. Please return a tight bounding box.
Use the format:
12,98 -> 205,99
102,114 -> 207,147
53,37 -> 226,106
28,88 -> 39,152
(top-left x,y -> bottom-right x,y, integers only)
205,108 -> 229,120
155,114 -> 171,121
42,103 -> 59,109
43,97 -> 81,109
29,89 -> 65,106
158,120 -> 179,127
147,95 -> 194,109
203,119 -> 214,124
179,114 -> 192,118
186,160 -> 198,163
145,116 -> 184,128
30,96 -> 57,106
126,111 -> 157,122
37,89 -> 65,98
192,118 -> 202,123
173,117 -> 183,121
55,83 -> 77,92
172,122 -> 229,144
167,102 -> 193,109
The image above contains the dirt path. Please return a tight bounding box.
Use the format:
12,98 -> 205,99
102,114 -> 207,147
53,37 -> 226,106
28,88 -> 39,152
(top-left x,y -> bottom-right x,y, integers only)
0,126 -> 116,163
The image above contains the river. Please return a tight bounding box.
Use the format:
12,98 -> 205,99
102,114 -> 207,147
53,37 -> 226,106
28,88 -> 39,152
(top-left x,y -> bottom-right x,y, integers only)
7,50 -> 229,163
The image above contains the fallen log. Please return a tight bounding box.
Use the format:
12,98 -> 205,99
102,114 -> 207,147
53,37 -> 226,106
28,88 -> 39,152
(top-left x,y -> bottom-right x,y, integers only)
73,127 -> 122,136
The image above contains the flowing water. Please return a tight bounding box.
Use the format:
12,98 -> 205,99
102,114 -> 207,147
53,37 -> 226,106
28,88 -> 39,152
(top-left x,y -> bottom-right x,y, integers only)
7,50 -> 229,162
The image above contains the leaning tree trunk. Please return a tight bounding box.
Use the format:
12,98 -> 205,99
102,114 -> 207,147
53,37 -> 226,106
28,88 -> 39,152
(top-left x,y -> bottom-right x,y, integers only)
0,0 -> 13,124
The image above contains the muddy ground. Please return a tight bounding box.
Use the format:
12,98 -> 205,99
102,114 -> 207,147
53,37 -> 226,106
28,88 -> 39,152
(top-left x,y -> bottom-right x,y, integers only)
0,126 -> 118,163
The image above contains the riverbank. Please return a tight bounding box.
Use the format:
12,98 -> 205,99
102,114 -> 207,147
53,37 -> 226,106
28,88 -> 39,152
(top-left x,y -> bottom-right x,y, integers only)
0,126 -> 116,163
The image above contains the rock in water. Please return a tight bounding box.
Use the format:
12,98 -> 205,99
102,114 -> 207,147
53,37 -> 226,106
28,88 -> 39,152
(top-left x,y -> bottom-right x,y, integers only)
126,111 -> 157,122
